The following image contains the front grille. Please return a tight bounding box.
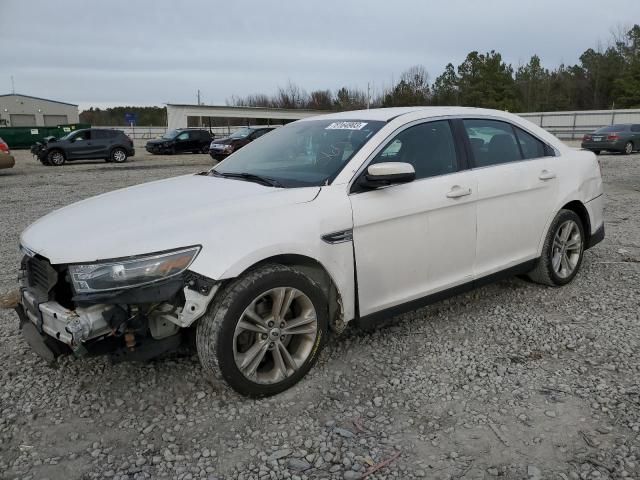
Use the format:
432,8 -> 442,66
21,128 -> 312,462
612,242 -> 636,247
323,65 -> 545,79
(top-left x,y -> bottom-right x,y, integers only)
25,256 -> 58,294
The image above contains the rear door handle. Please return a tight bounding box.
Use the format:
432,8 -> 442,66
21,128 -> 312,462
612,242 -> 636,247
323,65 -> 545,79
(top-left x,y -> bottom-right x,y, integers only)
539,170 -> 556,181
446,186 -> 472,198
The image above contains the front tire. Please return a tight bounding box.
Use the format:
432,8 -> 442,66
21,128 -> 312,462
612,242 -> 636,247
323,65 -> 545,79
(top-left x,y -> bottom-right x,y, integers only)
110,148 -> 128,163
528,209 -> 585,286
196,264 -> 328,397
47,150 -> 65,166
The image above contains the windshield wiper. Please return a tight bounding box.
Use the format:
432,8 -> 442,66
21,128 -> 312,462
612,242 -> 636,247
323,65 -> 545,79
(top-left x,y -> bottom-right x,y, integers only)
211,170 -> 283,188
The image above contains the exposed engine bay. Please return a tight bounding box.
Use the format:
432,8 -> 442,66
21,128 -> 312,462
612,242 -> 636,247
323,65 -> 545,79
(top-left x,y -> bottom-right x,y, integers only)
8,253 -> 218,364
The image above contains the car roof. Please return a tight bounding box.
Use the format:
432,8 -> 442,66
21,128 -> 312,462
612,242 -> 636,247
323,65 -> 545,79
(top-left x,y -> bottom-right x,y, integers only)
299,106 -> 518,122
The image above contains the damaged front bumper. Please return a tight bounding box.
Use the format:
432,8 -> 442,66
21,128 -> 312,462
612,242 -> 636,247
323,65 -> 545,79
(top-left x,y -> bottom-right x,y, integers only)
3,257 -> 219,363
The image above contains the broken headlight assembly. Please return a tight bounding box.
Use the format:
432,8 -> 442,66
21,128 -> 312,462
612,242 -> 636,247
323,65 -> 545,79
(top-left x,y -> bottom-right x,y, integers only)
68,246 -> 201,293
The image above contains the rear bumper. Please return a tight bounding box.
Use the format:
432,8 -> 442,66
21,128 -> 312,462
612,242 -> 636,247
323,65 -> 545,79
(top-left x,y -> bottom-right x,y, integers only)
581,140 -> 626,151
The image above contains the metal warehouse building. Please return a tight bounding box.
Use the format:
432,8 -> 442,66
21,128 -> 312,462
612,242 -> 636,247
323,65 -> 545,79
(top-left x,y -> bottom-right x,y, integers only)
0,93 -> 79,127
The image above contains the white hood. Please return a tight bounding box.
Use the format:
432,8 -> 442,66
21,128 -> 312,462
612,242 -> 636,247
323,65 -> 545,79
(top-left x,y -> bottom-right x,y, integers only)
21,174 -> 320,265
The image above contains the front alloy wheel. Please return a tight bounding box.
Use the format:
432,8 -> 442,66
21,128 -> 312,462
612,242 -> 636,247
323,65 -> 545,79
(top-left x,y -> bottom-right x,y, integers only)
197,264 -> 328,397
47,150 -> 65,166
233,287 -> 318,384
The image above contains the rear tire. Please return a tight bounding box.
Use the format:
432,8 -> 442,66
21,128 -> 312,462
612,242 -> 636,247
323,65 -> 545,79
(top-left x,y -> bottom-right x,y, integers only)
47,150 -> 65,166
196,264 -> 328,397
528,209 -> 585,286
110,148 -> 128,163
623,141 -> 633,155
200,145 -> 209,154
592,150 -> 600,155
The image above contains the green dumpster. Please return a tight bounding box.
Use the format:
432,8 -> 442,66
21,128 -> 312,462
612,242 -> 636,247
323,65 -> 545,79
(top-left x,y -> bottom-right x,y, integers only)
0,123 -> 91,149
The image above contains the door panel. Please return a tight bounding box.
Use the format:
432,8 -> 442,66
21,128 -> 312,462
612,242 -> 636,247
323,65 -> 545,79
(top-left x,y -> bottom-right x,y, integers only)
462,118 -> 560,276
351,171 -> 477,316
474,159 -> 558,275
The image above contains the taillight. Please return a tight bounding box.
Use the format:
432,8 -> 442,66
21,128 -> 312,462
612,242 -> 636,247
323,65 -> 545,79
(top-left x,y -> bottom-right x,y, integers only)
583,134 -> 592,141
0,143 -> 9,153
607,134 -> 619,140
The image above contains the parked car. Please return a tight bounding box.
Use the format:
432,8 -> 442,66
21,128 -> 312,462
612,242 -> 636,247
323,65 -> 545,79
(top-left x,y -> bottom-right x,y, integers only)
0,137 -> 10,155
581,123 -> 640,155
0,152 -> 15,170
145,129 -> 213,155
32,129 -> 135,166
4,107 -> 604,397
209,126 -> 276,160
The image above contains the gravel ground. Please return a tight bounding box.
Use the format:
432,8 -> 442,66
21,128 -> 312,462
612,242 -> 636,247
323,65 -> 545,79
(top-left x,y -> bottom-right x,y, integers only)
0,147 -> 639,480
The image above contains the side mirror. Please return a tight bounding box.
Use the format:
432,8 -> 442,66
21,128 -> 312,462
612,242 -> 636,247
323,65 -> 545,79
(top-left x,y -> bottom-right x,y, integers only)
358,162 -> 416,189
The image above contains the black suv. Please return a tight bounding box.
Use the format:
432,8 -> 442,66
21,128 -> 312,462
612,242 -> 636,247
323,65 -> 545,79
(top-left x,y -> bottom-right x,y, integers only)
145,129 -> 213,155
33,129 -> 135,166
209,126 -> 276,160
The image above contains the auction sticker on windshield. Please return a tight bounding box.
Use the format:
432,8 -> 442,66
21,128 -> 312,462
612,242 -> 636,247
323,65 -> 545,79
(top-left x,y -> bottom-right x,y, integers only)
325,122 -> 368,130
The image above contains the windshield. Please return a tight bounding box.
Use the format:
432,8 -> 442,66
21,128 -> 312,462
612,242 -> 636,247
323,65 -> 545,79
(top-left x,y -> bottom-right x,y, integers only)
59,130 -> 79,141
595,124 -> 629,133
230,127 -> 252,139
162,129 -> 180,139
213,120 -> 384,187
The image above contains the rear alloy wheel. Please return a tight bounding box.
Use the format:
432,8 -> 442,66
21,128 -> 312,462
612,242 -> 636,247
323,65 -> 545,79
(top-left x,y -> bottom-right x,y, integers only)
111,148 -> 128,163
197,264 -> 328,397
47,150 -> 65,166
528,209 -> 585,286
623,141 -> 633,155
200,145 -> 209,154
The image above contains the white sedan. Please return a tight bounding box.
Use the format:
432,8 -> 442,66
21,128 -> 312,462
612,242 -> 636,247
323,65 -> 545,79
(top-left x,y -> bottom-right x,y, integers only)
7,107 -> 604,397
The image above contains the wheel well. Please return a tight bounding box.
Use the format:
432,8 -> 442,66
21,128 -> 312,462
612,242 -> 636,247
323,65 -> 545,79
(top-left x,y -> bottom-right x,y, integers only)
243,254 -> 345,333
562,200 -> 591,241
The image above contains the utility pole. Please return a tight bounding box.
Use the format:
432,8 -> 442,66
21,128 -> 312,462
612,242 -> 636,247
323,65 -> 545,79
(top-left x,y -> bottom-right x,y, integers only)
367,82 -> 371,109
197,89 -> 201,105
11,76 -> 15,94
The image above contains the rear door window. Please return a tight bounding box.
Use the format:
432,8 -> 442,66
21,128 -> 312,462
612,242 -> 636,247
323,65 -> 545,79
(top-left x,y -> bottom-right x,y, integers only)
463,119 -> 522,167
514,127 -> 546,159
631,124 -> 640,132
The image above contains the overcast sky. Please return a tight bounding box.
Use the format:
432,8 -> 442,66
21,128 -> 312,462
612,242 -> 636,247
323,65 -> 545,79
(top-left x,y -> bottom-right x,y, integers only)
1,0 -> 638,111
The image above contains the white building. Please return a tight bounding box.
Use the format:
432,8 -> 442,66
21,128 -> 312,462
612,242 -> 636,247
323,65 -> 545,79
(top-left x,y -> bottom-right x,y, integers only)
0,93 -> 79,127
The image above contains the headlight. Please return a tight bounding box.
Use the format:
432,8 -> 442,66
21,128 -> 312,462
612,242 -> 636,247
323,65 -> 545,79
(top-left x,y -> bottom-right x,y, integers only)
69,246 -> 200,293
224,145 -> 234,153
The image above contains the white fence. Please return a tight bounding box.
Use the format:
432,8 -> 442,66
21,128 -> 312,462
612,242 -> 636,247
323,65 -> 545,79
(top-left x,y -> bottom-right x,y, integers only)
94,125 -> 242,140
98,108 -> 640,142
519,109 -> 640,139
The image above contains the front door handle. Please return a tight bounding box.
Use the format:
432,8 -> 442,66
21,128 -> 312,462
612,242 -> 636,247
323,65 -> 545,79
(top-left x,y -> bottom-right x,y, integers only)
539,170 -> 556,181
446,186 -> 472,198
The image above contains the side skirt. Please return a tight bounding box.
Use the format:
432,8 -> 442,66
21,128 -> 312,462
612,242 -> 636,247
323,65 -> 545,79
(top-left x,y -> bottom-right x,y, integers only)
355,258 -> 538,330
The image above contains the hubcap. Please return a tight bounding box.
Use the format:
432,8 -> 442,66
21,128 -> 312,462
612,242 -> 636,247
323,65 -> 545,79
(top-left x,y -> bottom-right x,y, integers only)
552,220 -> 582,279
626,143 -> 633,154
114,150 -> 126,162
233,287 -> 318,384
51,152 -> 63,164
